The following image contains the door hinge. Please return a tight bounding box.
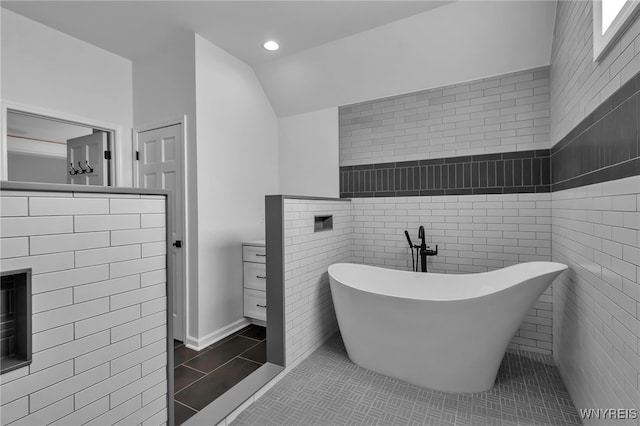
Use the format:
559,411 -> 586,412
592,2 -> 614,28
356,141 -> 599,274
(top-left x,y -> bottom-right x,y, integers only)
135,151 -> 139,161
172,240 -> 182,248
104,150 -> 112,160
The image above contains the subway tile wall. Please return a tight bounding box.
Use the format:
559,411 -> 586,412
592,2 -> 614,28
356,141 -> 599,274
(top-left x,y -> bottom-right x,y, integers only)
351,193 -> 554,354
340,67 -> 550,167
0,190 -> 168,425
550,1 -> 640,421
552,176 -> 640,418
283,199 -> 351,364
550,0 -> 640,146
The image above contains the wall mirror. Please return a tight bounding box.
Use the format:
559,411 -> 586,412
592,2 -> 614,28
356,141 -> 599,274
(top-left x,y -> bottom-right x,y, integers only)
5,110 -> 114,186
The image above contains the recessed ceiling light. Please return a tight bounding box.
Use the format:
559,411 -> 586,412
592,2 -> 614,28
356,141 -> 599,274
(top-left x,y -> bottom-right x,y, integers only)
263,40 -> 279,51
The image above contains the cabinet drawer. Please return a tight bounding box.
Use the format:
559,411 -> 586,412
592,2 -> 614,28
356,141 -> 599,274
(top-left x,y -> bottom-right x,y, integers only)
244,289 -> 266,321
242,245 -> 266,263
243,262 -> 266,291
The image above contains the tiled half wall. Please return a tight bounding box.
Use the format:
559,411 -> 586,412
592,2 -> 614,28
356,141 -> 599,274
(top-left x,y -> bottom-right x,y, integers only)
282,198 -> 351,364
0,188 -> 168,425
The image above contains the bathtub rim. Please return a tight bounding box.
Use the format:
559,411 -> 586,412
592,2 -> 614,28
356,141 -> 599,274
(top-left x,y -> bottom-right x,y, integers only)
328,261 -> 567,302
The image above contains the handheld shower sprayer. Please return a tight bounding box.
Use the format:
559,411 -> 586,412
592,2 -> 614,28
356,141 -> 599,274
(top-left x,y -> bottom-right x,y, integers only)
404,230 -> 413,248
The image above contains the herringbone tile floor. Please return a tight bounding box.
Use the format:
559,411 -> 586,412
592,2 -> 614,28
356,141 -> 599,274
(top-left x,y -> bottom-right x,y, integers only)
232,333 -> 582,426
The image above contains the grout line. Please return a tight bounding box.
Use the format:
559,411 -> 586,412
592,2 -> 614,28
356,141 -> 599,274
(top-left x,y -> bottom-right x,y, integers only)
237,356 -> 264,366
174,399 -> 198,413
178,364 -> 207,375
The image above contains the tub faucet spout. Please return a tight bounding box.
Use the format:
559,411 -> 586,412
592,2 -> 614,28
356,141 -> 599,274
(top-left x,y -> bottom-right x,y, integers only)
417,226 -> 438,272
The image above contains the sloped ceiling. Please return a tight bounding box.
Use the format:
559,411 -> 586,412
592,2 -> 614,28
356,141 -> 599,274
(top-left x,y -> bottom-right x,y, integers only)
2,1 -> 556,117
255,1 -> 558,116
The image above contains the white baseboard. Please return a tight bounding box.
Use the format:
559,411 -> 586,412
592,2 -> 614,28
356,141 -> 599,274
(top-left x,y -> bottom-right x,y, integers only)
185,318 -> 251,351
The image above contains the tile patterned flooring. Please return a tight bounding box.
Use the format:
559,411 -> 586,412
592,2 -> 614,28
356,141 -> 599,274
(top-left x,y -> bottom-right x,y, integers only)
174,324 -> 266,425
232,333 -> 582,426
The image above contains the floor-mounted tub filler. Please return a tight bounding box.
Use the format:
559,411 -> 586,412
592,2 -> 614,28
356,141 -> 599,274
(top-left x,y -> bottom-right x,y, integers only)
328,262 -> 567,393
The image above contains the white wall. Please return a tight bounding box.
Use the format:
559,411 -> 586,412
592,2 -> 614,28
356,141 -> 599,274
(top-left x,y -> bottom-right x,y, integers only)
7,153 -> 67,184
132,31 -> 200,339
0,10 -> 134,186
278,108 -> 339,198
256,0 -> 556,117
194,35 -> 279,347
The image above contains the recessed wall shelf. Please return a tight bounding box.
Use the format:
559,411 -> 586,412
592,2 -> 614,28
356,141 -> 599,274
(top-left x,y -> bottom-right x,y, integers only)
314,215 -> 333,232
1,268 -> 32,374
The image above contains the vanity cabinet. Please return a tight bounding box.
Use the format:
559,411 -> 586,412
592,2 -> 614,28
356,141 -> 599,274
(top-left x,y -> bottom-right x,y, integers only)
242,241 -> 266,322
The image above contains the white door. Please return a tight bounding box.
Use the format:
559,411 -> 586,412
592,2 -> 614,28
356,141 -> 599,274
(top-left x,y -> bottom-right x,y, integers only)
67,132 -> 108,185
137,125 -> 185,342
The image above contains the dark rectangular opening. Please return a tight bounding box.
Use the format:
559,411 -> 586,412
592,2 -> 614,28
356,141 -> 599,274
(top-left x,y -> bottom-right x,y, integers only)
314,215 -> 333,232
1,268 -> 32,374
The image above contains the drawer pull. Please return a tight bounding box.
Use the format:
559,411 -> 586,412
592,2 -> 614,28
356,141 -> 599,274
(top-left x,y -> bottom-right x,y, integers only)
256,304 -> 267,308
255,253 -> 266,257
256,275 -> 266,279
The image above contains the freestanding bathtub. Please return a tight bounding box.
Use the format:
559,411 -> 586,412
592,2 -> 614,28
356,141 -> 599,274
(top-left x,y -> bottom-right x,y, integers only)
328,262 -> 567,393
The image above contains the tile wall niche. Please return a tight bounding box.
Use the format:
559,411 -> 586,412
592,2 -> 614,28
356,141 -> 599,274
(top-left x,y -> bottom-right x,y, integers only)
0,189 -> 168,425
550,0 -> 640,418
282,198 -> 351,364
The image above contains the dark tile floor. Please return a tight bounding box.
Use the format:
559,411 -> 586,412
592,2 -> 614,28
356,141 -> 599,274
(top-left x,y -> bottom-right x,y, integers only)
174,324 -> 266,425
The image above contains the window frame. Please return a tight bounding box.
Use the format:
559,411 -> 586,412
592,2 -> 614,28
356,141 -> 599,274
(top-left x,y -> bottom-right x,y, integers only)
593,0 -> 640,62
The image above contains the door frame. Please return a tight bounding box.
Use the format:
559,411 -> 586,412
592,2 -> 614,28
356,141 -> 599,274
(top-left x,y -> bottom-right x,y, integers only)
134,115 -> 189,343
1,101 -> 120,185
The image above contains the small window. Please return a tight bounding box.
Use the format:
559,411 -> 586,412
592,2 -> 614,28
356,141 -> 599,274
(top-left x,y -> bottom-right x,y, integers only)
593,0 -> 640,61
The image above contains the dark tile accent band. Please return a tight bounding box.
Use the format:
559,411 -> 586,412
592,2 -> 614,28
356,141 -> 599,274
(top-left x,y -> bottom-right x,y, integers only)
339,150 -> 550,198
551,70 -> 640,191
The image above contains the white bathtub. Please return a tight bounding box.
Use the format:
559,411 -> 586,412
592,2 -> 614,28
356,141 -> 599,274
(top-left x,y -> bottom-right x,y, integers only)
328,262 -> 567,393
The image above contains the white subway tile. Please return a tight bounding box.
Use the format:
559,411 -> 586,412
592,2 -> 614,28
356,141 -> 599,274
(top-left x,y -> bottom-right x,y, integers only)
120,394 -> 165,426
111,228 -> 165,246
31,331 -> 109,373
0,361 -> 73,405
75,244 -> 140,268
30,198 -> 109,216
32,298 -> 109,333
109,255 -> 165,279
74,214 -> 141,232
74,274 -> 141,303
0,237 -> 29,258
50,396 -> 109,426
32,325 -> 74,353
141,213 -> 166,228
142,241 -> 166,257
75,305 -> 140,338
111,339 -> 167,376
141,325 -> 166,347
32,288 -> 73,314
30,231 -> 109,255
75,335 -> 141,374
111,311 -> 166,343
11,396 -> 74,425
110,198 -> 165,214
0,252 -> 74,275
110,364 -> 164,406
76,366 -> 140,409
32,264 -> 109,294
30,364 -> 110,412
141,269 -> 166,287
111,283 -> 165,311
85,395 -> 141,425
0,197 -> 28,217
0,396 -> 29,424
